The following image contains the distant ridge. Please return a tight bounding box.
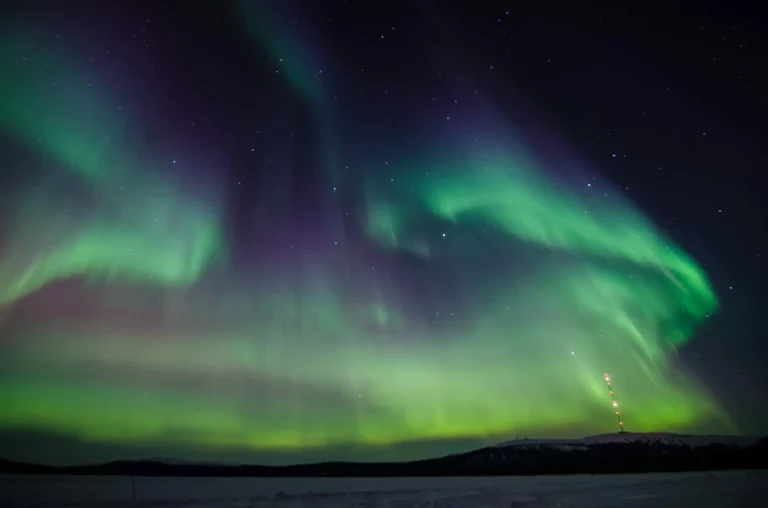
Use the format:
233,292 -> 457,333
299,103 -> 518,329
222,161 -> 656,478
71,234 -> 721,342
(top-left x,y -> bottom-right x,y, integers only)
1,432 -> 765,477
494,432 -> 760,449
142,458 -> 240,467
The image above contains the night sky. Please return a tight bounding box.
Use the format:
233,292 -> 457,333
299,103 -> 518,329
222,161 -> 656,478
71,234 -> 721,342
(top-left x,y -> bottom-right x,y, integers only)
0,1 -> 765,466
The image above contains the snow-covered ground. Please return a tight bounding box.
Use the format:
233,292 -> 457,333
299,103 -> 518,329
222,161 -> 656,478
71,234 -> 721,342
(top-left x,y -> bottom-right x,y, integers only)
1,470 -> 766,507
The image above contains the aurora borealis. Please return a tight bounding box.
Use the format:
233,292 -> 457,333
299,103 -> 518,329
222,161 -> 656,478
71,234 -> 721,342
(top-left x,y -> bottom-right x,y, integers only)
1,1 -> 761,466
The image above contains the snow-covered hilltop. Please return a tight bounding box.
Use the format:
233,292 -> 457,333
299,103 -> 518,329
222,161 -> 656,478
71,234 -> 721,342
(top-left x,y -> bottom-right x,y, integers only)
494,432 -> 759,450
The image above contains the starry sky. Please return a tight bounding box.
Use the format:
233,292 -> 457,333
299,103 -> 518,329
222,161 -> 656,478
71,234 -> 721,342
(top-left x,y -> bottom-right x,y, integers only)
0,1 -> 765,466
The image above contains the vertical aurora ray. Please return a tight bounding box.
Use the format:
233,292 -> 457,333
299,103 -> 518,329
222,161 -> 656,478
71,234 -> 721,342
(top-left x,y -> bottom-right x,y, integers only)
236,1 -> 344,187
0,17 -> 733,466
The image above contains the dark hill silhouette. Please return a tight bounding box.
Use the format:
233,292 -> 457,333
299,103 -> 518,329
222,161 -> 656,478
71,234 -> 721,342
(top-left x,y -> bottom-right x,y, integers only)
2,433 -> 766,477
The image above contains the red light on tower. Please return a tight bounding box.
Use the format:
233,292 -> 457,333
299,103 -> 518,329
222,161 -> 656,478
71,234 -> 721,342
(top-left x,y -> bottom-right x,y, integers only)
604,373 -> 625,432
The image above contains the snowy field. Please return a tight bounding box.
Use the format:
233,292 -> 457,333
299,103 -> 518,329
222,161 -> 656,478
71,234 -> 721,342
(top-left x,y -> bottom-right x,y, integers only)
1,470 -> 766,507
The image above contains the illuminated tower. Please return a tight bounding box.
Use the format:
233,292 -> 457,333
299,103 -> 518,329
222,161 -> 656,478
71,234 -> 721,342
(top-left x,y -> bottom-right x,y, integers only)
604,373 -> 625,432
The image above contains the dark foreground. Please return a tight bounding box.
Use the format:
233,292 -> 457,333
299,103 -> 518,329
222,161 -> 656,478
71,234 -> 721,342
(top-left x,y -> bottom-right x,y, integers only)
2,470 -> 767,507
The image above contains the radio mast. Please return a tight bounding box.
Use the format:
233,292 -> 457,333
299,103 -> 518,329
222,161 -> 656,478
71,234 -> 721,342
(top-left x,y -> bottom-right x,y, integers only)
604,373 -> 625,432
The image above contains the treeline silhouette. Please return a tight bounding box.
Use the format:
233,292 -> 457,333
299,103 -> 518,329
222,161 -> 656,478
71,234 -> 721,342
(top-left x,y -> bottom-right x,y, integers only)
2,437 -> 766,477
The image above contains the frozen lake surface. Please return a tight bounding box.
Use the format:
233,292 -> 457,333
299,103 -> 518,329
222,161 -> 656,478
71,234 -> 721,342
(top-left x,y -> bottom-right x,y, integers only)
1,470 -> 766,507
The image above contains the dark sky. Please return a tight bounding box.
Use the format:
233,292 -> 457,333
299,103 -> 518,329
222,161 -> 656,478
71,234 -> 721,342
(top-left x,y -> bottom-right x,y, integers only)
0,0 -> 765,465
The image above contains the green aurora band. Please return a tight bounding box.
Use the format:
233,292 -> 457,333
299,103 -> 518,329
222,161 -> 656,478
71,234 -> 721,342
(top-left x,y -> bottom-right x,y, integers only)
0,31 -> 224,304
0,29 -> 732,464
